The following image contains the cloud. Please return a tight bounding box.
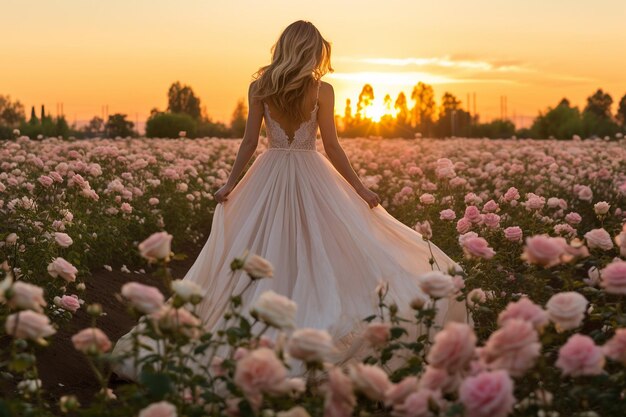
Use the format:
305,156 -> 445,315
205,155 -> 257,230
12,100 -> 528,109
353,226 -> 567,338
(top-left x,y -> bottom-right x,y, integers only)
327,71 -> 521,85
332,55 -> 596,86
336,55 -> 530,73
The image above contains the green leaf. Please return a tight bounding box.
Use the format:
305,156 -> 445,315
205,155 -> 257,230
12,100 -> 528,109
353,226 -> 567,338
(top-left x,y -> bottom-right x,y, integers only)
139,370 -> 174,399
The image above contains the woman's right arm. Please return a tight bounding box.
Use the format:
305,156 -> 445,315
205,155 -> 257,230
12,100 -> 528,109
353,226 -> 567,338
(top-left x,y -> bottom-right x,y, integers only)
215,82 -> 264,203
318,82 -> 380,208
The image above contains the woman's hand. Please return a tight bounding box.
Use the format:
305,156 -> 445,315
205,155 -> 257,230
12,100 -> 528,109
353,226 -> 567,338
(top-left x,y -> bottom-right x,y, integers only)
356,185 -> 381,208
214,183 -> 234,204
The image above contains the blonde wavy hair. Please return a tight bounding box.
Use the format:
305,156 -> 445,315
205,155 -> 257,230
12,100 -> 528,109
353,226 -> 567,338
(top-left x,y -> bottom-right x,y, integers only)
252,20 -> 333,123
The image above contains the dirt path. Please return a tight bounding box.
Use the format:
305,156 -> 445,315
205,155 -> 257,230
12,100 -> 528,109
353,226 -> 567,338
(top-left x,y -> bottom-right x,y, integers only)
34,239 -> 206,405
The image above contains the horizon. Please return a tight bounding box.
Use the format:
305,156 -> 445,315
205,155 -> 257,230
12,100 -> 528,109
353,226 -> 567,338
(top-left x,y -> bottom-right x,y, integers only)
2,0 -> 626,132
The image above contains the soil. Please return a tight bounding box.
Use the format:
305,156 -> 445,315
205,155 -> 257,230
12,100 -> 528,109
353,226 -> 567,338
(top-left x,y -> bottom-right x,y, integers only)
2,238 -> 206,407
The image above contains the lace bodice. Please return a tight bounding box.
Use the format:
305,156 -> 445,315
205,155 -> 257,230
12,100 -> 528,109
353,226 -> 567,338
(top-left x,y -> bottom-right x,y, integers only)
263,80 -> 320,151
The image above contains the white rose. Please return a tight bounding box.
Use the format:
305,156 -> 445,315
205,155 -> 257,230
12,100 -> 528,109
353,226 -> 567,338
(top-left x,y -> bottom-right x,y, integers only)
593,201 -> 610,215
54,232 -> 73,248
8,281 -> 47,312
170,279 -> 203,303
417,271 -> 455,298
138,231 -> 173,262
243,254 -> 274,279
251,290 -> 297,329
288,328 -> 336,363
546,292 -> 588,332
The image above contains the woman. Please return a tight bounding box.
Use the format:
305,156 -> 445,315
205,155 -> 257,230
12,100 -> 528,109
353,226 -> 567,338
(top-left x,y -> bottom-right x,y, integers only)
111,20 -> 467,381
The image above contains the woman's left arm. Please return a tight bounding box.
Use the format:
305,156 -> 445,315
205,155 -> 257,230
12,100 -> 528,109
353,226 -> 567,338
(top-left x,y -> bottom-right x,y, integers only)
215,82 -> 264,203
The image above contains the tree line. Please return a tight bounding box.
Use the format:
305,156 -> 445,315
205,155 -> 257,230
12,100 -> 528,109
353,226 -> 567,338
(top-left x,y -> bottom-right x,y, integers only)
1,81 -> 625,140
340,82 -> 626,139
0,81 -> 247,140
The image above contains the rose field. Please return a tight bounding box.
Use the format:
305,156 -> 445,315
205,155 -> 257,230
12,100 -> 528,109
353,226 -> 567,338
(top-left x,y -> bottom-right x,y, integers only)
2,134 -> 626,417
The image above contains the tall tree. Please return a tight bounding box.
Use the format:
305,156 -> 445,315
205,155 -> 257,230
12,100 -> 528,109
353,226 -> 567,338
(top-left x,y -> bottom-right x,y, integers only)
167,81 -> 202,120
105,113 -> 135,138
410,82 -> 435,134
584,88 -> 613,119
343,98 -> 353,124
0,94 -> 25,127
394,92 -> 409,125
356,84 -> 374,120
230,99 -> 247,138
29,106 -> 38,125
83,116 -> 105,138
617,93 -> 626,128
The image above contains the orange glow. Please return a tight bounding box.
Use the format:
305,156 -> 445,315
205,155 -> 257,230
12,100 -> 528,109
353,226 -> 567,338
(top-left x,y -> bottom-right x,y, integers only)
1,0 -> 625,131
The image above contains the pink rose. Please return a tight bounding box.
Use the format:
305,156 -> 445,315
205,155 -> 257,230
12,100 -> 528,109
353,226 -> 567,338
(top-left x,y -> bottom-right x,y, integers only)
614,224 -> 626,257
462,236 -> 496,260
8,281 -> 46,312
5,310 -> 56,345
47,257 -> 78,282
419,193 -> 435,205
150,306 -> 201,339
54,294 -> 81,313
584,228 -> 614,251
456,217 -> 472,234
392,389 -> 442,417
54,232 -> 73,248
414,221 -> 433,240
121,282 -> 164,314
459,370 -> 515,417
288,328 -> 336,363
38,175 -> 54,187
417,271 -> 455,298
71,327 -> 112,353
565,212 -> 582,225
497,298 -> 548,332
234,347 -> 290,405
524,193 -> 545,211
418,366 -> 459,393
364,322 -> 391,348
546,292 -> 588,332
439,209 -> 456,221
503,187 -> 520,202
464,206 -> 483,224
556,334 -> 604,376
348,363 -> 391,402
324,367 -> 356,417
482,200 -> 499,213
521,235 -> 567,267
603,328 -> 626,365
600,260 -> 626,294
483,213 -> 501,229
481,319 -> 541,377
138,401 -> 177,417
576,185 -> 593,201
503,226 -> 523,243
427,322 -> 476,373
384,376 -> 418,407
138,231 -> 173,262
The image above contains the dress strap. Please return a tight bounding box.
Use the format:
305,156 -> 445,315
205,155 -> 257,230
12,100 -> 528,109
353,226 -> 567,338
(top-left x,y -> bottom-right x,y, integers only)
315,79 -> 321,103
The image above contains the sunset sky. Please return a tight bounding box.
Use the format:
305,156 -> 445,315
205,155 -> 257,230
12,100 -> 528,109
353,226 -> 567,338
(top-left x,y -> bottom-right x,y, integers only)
2,0 -> 625,131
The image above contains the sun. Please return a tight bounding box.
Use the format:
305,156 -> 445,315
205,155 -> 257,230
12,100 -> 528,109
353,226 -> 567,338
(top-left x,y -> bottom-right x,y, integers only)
363,100 -> 398,122
364,102 -> 386,122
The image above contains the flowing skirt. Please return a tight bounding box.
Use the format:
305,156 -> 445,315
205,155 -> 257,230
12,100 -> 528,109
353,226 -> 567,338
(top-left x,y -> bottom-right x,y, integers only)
111,147 -> 468,380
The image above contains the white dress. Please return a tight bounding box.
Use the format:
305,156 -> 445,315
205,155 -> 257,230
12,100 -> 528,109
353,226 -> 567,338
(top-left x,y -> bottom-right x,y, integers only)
111,80 -> 468,380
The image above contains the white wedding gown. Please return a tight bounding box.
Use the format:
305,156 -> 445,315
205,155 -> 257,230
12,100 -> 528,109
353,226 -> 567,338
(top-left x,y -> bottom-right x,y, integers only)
111,80 -> 468,380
